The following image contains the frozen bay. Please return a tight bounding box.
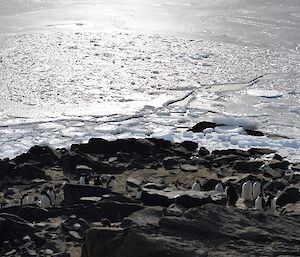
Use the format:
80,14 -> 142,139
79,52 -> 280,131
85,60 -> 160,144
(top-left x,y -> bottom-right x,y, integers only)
0,0 -> 299,160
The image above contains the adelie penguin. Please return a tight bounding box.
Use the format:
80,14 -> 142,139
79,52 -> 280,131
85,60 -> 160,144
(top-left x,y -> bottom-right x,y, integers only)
242,180 -> 253,201
225,182 -> 239,207
255,193 -> 265,210
215,181 -> 225,193
192,180 -> 201,191
252,179 -> 262,200
79,175 -> 85,185
265,195 -> 277,212
136,187 -> 142,199
107,176 -> 117,192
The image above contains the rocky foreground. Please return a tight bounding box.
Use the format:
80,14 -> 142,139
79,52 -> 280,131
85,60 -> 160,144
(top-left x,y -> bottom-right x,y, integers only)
0,131 -> 300,256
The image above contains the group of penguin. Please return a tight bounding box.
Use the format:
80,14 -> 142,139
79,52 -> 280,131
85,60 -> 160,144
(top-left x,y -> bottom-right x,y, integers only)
79,174 -> 117,191
191,179 -> 277,212
20,186 -> 57,208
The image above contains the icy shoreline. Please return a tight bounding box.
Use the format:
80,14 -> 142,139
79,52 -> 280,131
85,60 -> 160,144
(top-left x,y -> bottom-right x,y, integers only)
0,31 -> 299,161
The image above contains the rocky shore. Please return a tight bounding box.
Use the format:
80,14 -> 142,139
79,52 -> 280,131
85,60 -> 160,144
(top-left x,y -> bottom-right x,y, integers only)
0,125 -> 300,257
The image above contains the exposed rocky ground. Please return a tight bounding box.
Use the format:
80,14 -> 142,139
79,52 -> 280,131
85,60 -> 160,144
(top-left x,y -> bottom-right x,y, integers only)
0,124 -> 300,257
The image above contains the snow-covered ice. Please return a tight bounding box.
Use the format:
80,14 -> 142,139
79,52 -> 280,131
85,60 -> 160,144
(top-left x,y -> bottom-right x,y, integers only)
0,0 -> 299,161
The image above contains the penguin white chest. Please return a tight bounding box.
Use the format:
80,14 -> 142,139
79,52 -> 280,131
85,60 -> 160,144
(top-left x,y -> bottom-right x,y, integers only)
242,181 -> 253,201
192,183 -> 201,191
215,183 -> 225,193
252,182 -> 261,199
255,196 -> 263,210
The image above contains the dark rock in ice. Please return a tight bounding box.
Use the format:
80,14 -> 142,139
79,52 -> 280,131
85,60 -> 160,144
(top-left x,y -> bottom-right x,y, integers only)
198,147 -> 210,156
179,141 -> 198,152
245,129 -> 264,136
188,121 -> 218,132
73,138 -> 155,157
276,186 -> 300,207
247,148 -> 275,156
232,160 -> 264,173
212,149 -> 250,157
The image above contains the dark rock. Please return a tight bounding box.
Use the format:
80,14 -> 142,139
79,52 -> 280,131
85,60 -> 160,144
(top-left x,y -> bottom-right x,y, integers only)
13,145 -> 59,167
162,157 -> 179,169
0,159 -> 15,181
141,188 -> 225,208
211,149 -> 250,157
164,204 -> 187,217
234,174 -> 258,187
245,129 -> 264,136
63,183 -> 112,205
179,141 -> 198,152
0,215 -> 44,246
82,204 -> 300,257
74,138 -> 155,157
62,215 -> 89,235
198,147 -> 210,156
262,165 -> 285,178
0,206 -> 50,223
262,180 -> 287,193
268,160 -> 290,170
188,121 -> 218,132
232,160 -> 264,173
202,179 -> 219,191
15,164 -> 50,180
247,148 -> 275,156
273,153 -> 284,161
276,187 -> 300,207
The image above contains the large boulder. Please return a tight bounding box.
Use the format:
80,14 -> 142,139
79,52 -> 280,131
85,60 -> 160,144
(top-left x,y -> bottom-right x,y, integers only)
15,164 -> 50,180
276,187 -> 300,207
0,159 -> 15,180
141,189 -> 226,208
81,204 -> 300,257
232,160 -> 264,173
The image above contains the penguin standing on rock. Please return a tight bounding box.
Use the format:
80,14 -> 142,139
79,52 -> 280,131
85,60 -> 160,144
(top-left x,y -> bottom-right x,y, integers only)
79,175 -> 85,185
242,181 -> 253,201
107,176 -> 117,192
225,183 -> 239,207
252,180 -> 262,200
136,187 -> 142,199
265,195 -> 277,212
215,181 -> 225,193
192,180 -> 201,191
255,193 -> 265,210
